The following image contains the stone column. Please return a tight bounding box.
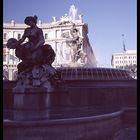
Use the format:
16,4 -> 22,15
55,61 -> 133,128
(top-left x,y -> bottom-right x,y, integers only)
13,88 -> 52,121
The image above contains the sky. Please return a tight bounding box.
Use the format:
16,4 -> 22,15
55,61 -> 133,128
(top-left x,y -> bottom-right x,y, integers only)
3,0 -> 137,67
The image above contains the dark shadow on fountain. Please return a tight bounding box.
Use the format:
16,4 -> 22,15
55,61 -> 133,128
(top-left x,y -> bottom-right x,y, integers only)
3,67 -> 137,140
4,67 -> 135,119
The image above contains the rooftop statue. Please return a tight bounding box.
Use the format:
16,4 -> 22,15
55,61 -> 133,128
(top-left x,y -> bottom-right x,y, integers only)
69,5 -> 78,21
7,15 -> 62,93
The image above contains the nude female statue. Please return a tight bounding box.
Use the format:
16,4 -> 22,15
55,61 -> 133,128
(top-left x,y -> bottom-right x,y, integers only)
7,15 -> 56,73
7,16 -> 61,92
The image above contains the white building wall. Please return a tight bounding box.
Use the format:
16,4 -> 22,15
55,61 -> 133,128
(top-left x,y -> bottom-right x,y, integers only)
111,50 -> 137,68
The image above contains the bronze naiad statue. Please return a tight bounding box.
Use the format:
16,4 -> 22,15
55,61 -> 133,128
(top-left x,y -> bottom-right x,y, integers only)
7,15 -> 61,93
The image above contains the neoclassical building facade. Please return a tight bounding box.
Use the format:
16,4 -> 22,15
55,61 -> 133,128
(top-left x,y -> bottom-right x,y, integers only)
3,11 -> 97,80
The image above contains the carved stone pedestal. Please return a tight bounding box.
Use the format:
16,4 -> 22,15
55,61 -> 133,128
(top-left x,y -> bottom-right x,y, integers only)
13,87 -> 52,121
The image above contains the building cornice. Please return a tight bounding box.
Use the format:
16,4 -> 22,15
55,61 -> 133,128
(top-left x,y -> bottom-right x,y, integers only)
3,22 -> 85,30
112,50 -> 137,56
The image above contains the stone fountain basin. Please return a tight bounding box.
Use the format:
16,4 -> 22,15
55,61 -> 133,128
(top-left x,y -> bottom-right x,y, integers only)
3,67 -> 136,140
4,108 -> 123,140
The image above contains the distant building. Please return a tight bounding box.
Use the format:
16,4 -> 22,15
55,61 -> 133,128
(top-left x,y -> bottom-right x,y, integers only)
111,50 -> 137,69
3,5 -> 97,80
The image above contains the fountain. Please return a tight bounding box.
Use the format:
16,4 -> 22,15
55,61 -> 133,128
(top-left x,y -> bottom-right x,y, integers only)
4,8 -> 136,140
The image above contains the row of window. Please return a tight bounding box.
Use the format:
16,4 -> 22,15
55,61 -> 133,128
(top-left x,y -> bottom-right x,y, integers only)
4,33 -> 22,40
3,33 -> 48,40
115,60 -> 137,64
115,56 -> 136,59
3,29 -> 74,40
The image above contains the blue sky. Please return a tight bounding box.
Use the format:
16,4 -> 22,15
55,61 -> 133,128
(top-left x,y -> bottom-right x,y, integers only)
3,0 -> 137,67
